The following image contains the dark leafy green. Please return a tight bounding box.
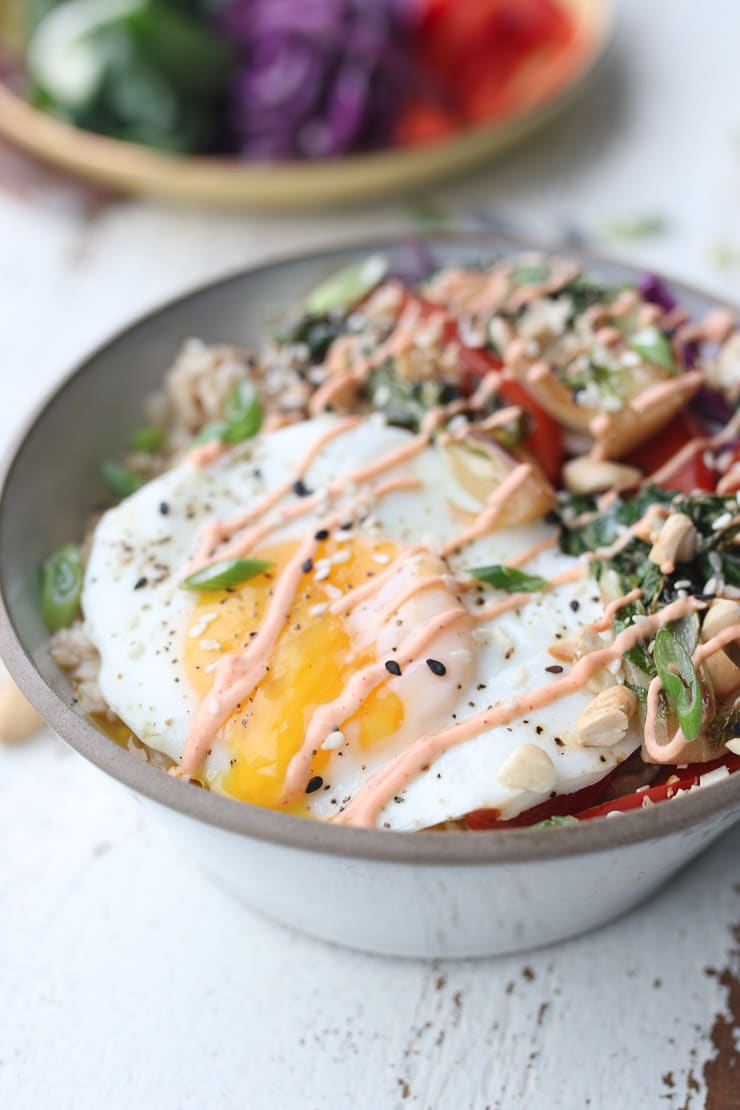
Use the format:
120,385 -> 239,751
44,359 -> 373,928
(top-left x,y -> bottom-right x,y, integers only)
367,362 -> 460,432
29,1 -> 233,153
708,705 -> 740,752
277,313 -> 347,363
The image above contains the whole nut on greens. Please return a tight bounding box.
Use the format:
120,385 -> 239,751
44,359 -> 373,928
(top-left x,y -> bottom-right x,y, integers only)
648,513 -> 698,572
576,685 -> 639,748
497,744 -> 557,794
563,456 -> 642,495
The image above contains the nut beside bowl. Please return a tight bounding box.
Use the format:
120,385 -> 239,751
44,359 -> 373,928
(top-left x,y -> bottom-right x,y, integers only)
2,233 -> 739,959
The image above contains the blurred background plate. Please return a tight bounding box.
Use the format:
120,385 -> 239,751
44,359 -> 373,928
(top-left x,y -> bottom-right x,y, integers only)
0,0 -> 613,210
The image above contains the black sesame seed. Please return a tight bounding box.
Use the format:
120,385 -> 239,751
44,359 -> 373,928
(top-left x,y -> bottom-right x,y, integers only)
426,658 -> 447,677
134,576 -> 148,590
385,659 -> 402,676
314,529 -> 330,541
293,479 -> 311,497
301,558 -> 314,573
159,502 -> 170,516
340,520 -> 353,531
569,599 -> 580,612
545,665 -> 563,674
306,776 -> 323,794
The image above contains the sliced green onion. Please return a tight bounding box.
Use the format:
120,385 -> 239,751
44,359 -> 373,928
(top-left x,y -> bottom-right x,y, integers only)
129,425 -> 165,453
653,626 -> 703,740
192,420 -> 229,446
181,557 -> 273,592
41,543 -> 83,631
533,815 -> 578,829
467,564 -> 547,593
510,262 -> 550,285
100,461 -> 144,499
304,254 -> 388,316
222,380 -> 262,444
630,326 -> 677,374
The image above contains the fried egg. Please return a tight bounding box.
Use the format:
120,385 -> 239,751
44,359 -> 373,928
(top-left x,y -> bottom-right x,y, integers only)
83,416 -> 640,830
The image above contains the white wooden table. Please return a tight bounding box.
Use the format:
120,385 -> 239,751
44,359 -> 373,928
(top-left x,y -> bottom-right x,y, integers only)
1,2 -> 739,1107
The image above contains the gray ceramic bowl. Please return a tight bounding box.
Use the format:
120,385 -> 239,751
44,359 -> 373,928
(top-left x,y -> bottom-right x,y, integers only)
2,234 -> 739,959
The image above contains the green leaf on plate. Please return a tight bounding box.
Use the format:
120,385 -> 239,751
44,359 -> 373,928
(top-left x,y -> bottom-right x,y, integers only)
467,564 -> 547,593
182,557 -> 273,592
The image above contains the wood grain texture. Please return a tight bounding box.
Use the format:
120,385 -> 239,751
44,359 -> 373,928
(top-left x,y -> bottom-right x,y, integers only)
1,0 -> 740,1104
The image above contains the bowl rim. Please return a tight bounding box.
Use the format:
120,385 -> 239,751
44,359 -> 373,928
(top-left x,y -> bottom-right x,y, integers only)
2,228 -> 740,867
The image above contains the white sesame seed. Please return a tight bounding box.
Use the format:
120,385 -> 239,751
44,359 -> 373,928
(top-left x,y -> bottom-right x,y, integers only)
204,661 -> 220,675
199,638 -> 222,652
310,603 -> 328,617
188,612 -> 217,638
325,584 -> 342,600
673,579 -> 692,590
314,566 -> 330,582
704,576 -> 718,595
331,549 -> 351,565
321,730 -> 345,751
373,552 -> 391,564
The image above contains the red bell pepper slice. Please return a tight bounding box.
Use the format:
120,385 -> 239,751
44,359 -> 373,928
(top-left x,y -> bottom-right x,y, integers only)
625,411 -> 715,494
574,752 -> 740,820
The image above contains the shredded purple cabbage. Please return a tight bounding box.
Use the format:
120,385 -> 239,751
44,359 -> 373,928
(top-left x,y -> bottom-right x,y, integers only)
388,237 -> 438,285
693,385 -> 734,433
218,0 -> 419,160
638,272 -> 678,313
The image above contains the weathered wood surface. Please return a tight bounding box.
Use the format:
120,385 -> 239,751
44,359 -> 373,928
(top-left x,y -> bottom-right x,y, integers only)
1,1 -> 739,1106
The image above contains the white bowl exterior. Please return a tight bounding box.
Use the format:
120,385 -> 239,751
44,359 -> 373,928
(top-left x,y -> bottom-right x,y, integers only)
143,783 -> 737,959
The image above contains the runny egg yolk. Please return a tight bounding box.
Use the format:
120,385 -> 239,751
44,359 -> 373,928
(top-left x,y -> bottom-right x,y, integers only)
183,536 -> 405,815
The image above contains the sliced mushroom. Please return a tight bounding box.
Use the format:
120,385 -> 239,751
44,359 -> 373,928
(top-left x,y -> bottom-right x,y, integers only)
444,433 -> 555,529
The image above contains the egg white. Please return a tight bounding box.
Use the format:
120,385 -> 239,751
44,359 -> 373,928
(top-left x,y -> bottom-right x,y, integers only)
83,416 -> 640,829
